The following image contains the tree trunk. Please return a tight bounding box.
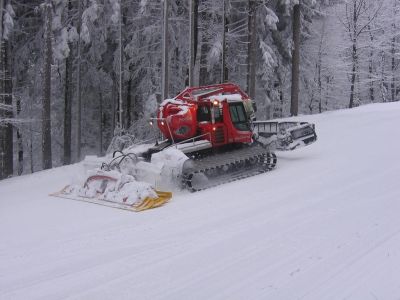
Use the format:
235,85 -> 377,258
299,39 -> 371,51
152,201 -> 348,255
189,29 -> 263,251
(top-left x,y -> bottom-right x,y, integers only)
290,3 -> 300,116
42,0 -> 53,170
318,19 -> 327,112
76,0 -> 82,161
16,91 -> 23,175
349,1 -> 358,109
188,0 -> 198,87
63,0 -> 72,165
29,64 -> 38,174
391,36 -> 396,102
221,0 -> 228,83
161,0 -> 169,99
349,44 -> 357,108
318,63 -> 322,113
111,77 -> 116,132
99,91 -> 103,156
380,51 -> 387,102
126,76 -> 132,128
391,0 -> 397,102
367,23 -> 374,103
308,91 -> 314,114
199,6 -> 210,86
0,7 -> 13,179
247,0 -> 256,99
29,126 -> 34,173
317,22 -> 323,113
368,56 -> 374,102
118,2 -> 123,128
64,54 -> 72,164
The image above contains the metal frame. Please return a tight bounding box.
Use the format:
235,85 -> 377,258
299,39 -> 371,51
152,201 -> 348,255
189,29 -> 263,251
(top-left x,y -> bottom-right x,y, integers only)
150,116 -> 216,151
149,117 -> 175,145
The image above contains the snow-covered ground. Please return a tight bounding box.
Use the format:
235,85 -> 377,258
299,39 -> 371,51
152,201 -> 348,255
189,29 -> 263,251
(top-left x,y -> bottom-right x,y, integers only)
1,102 -> 400,300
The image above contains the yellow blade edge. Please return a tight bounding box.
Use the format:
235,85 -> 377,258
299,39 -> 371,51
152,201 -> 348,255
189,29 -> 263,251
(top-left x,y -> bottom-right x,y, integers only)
133,191 -> 172,212
133,198 -> 154,211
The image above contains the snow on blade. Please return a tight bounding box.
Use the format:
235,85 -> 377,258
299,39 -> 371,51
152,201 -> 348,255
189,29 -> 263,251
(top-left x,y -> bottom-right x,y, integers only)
64,169 -> 158,206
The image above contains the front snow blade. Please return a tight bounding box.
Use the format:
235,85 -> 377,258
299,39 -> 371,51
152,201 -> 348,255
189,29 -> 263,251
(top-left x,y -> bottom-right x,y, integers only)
51,187 -> 172,212
50,174 -> 172,212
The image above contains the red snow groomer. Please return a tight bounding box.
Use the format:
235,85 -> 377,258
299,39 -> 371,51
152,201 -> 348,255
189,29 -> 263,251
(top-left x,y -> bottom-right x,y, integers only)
157,83 -> 254,145
52,83 -> 316,212
147,83 -> 317,191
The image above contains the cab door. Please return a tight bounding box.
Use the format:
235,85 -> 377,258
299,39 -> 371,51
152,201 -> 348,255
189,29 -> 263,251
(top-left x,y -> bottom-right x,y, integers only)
211,101 -> 227,146
223,101 -> 253,144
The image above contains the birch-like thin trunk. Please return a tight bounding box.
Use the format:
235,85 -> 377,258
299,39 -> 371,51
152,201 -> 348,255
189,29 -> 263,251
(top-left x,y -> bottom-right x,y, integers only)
349,1 -> 358,109
188,0 -> 195,86
247,0 -> 256,99
99,91 -> 103,156
161,0 -> 169,100
126,76 -> 132,128
42,0 -> 53,170
76,0 -> 82,161
317,20 -> 325,113
391,0 -> 396,102
199,4 -> 210,86
367,23 -> 374,103
118,0 -> 123,128
29,65 -> 38,173
380,52 -> 387,102
290,4 -> 300,116
349,42 -> 357,108
0,0 -> 13,179
63,0 -> 72,165
221,0 -> 227,83
16,92 -> 23,175
111,80 -> 116,132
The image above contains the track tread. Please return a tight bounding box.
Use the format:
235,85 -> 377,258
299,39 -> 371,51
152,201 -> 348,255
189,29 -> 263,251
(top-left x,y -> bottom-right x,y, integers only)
181,146 -> 277,192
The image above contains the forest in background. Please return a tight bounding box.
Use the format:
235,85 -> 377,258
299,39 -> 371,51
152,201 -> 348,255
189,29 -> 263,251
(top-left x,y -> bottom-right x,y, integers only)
0,0 -> 399,179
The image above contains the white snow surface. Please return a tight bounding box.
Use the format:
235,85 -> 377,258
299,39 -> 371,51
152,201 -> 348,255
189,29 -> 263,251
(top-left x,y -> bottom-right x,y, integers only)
1,102 -> 400,300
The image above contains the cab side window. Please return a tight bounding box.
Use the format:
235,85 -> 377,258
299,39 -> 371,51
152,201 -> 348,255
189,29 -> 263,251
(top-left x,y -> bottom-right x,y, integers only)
197,105 -> 211,122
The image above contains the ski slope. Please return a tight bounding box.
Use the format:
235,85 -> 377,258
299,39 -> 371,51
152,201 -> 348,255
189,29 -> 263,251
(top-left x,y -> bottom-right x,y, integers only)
1,102 -> 400,300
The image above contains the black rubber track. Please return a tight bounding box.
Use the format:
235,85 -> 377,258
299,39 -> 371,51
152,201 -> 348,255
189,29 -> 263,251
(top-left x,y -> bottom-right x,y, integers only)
181,145 -> 277,192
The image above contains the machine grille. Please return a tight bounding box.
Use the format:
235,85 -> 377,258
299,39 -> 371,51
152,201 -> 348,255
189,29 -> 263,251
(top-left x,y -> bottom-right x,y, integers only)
214,126 -> 225,144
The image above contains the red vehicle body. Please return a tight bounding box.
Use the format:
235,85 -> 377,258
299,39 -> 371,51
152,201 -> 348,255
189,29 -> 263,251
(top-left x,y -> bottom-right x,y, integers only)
157,83 -> 255,147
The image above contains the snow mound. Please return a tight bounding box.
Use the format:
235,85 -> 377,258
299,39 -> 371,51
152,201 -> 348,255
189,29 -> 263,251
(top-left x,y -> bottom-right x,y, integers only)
150,147 -> 188,190
151,147 -> 188,170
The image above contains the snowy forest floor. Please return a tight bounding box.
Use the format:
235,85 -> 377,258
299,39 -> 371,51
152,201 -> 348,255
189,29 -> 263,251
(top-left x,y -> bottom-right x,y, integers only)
1,102 -> 400,300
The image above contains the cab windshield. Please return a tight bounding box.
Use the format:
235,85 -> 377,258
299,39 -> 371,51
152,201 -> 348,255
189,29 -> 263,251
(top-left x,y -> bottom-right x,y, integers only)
229,102 -> 250,131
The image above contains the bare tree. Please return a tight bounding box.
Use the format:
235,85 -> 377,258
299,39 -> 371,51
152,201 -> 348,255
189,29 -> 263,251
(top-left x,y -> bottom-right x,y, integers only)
247,0 -> 256,99
290,3 -> 300,116
221,0 -> 227,83
390,0 -> 398,102
161,0 -> 169,99
42,0 -> 52,170
63,0 -> 72,165
339,0 -> 382,108
0,0 -> 13,179
188,0 -> 198,87
76,0 -> 82,161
